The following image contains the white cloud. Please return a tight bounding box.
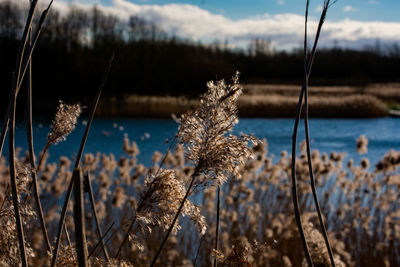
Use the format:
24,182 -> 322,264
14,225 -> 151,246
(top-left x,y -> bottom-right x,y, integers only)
369,0 -> 378,4
315,5 -> 323,12
277,0 -> 285,5
343,5 -> 357,12
38,0 -> 400,50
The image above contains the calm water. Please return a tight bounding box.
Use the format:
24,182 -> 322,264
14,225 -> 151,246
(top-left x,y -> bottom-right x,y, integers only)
4,117 -> 400,166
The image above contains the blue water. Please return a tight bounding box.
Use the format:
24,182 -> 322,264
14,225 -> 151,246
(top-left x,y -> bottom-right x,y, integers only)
3,117 -> 400,166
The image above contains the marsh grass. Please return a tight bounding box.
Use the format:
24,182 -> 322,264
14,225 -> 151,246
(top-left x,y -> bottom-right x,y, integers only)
1,0 -> 400,266
1,132 -> 400,266
100,93 -> 387,118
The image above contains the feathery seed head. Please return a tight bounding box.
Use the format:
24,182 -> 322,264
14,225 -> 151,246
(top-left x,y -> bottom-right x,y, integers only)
178,72 -> 259,185
138,169 -> 206,235
47,100 -> 81,145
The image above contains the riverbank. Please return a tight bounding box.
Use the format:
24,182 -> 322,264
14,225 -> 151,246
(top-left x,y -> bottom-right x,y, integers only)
97,84 -> 391,118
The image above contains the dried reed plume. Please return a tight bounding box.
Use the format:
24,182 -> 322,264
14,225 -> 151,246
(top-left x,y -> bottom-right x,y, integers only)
137,169 -> 206,235
47,101 -> 82,146
178,72 -> 258,186
150,72 -> 258,265
356,135 -> 368,155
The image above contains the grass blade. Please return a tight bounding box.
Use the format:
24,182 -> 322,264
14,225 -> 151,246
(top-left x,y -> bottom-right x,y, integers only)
50,54 -> 115,267
24,29 -> 52,254
291,1 -> 336,266
213,185 -> 220,267
88,222 -> 115,259
0,0 -> 38,158
73,168 -> 88,267
302,1 -> 336,266
85,172 -> 110,261
291,1 -> 313,265
114,135 -> 178,258
150,168 -> 199,266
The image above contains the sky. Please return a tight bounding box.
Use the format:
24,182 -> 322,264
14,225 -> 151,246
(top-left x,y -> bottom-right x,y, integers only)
28,0 -> 400,50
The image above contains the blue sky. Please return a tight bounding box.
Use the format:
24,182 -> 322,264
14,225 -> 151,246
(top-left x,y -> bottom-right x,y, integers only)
79,0 -> 400,22
50,0 -> 400,50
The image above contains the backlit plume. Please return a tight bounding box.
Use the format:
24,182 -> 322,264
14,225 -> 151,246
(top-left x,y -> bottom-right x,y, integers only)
137,169 -> 206,235
178,72 -> 258,185
47,100 -> 82,145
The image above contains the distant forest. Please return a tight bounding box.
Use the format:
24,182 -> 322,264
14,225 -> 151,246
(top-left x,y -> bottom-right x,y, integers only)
1,0 -> 400,109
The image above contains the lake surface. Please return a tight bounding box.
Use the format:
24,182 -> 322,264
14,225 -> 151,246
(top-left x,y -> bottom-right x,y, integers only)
3,117 -> 400,167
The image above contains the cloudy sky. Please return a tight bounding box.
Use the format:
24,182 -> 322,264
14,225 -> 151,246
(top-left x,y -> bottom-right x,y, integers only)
43,0 -> 400,50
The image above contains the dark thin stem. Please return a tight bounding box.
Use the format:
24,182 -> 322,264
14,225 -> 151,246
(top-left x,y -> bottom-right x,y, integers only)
291,1 -> 313,265
95,224 -> 120,259
114,135 -> 177,258
50,55 -> 114,267
233,246 -> 240,267
193,235 -> 204,267
24,30 -> 52,254
37,143 -> 50,172
213,185 -> 220,267
64,222 -> 72,247
114,214 -> 136,259
73,55 -> 114,171
5,3 -> 40,263
150,168 -> 200,266
304,86 -> 336,267
73,168 -> 88,267
88,222 -> 115,259
85,172 -> 110,261
291,1 -> 335,266
9,88 -> 28,267
0,0 -> 38,159
17,0 -> 54,92
302,1 -> 336,266
22,142 -> 51,206
0,184 -> 9,211
0,0 -> 53,160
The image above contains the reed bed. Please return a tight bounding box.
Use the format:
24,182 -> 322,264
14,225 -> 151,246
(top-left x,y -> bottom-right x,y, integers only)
1,132 -> 400,266
100,93 -> 387,118
245,83 -> 400,103
1,1 -> 399,266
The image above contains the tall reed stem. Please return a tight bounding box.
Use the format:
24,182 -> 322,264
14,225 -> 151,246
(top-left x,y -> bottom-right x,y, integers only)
0,0 -> 53,158
150,167 -> 201,266
50,55 -> 114,267
302,1 -> 336,266
24,30 -> 52,253
88,222 -> 115,259
213,185 -> 220,267
5,2 -> 41,266
114,135 -> 177,258
73,168 -> 88,267
85,172 -> 110,261
291,1 -> 313,265
9,72 -> 28,267
291,1 -> 335,266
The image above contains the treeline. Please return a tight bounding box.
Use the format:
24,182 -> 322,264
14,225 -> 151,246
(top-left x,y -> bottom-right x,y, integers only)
1,0 -> 400,113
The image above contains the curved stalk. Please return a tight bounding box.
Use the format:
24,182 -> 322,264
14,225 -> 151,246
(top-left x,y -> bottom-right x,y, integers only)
213,185 -> 220,267
291,1 -> 336,266
24,31 -> 52,253
50,55 -> 114,267
150,168 -> 200,266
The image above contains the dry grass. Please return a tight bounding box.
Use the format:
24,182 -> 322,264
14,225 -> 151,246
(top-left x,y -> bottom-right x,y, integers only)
0,74 -> 397,266
245,83 -> 400,102
1,133 -> 400,266
99,93 -> 387,118
1,1 -> 398,266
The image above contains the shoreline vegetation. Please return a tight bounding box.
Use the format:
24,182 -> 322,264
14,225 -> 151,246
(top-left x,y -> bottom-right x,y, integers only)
98,84 -> 391,118
3,0 -> 400,117
2,0 -> 400,266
